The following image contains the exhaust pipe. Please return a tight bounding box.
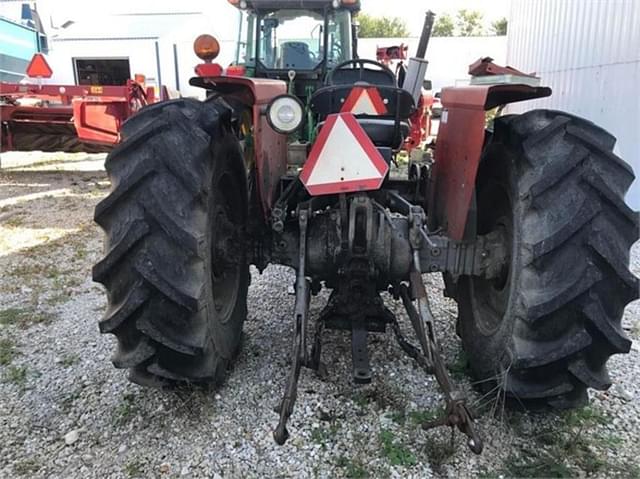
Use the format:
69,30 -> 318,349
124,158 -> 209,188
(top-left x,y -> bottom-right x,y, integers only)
403,11 -> 435,103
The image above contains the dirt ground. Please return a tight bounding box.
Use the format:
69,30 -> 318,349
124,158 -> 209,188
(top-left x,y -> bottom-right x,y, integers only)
0,152 -> 639,478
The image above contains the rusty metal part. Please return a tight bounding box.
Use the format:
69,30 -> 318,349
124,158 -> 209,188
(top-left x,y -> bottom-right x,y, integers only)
468,57 -> 536,78
273,206 -> 311,445
390,208 -> 484,454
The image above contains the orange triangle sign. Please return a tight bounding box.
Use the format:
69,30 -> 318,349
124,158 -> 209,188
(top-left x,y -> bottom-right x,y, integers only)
340,86 -> 388,115
26,53 -> 53,78
300,113 -> 389,196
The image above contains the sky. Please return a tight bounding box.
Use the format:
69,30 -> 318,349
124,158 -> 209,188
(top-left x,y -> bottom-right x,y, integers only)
7,0 -> 510,37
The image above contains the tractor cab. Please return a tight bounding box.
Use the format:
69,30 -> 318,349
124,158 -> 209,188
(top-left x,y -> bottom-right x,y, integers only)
231,0 -> 359,85
225,0 -> 416,153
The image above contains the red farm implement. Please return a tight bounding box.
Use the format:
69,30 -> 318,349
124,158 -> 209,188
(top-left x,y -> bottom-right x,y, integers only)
1,54 -> 166,153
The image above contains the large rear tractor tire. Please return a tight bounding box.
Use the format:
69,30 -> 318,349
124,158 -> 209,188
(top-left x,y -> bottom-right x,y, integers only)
457,110 -> 639,408
93,98 -> 249,387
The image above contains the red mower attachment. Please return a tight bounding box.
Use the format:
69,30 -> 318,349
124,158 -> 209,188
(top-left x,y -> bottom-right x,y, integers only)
1,54 -> 166,153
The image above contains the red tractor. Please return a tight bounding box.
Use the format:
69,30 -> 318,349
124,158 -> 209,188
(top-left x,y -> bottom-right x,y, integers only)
93,0 -> 638,452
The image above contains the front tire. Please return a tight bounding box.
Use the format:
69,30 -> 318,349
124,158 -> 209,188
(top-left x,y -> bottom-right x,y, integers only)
93,98 -> 249,387
457,110 -> 639,408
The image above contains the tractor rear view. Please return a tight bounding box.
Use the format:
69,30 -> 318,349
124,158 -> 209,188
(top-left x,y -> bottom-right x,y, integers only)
93,0 -> 639,452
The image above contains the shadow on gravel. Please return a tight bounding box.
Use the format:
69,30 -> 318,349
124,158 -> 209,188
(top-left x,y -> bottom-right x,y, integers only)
0,169 -> 107,202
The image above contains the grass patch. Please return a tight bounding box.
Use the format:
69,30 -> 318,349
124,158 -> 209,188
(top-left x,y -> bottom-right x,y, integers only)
390,409 -> 406,425
563,405 -> 608,427
10,262 -> 62,280
502,451 -> 572,478
60,387 -> 84,412
113,393 -> 139,426
408,408 -> 442,426
4,214 -> 26,227
124,459 -> 145,478
59,353 -> 79,367
3,365 -> 28,388
13,458 -> 41,475
311,423 -> 339,448
0,307 -> 52,328
379,429 -> 416,467
336,456 -> 368,478
498,406 -> 621,477
352,390 -> 370,409
0,337 -> 16,365
447,349 -> 469,379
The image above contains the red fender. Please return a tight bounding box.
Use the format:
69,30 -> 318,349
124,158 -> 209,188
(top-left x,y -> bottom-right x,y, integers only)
190,75 -> 288,219
429,83 -> 551,240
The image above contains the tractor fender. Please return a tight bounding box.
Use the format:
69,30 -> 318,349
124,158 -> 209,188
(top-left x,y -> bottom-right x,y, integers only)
428,83 -> 551,240
190,75 -> 288,218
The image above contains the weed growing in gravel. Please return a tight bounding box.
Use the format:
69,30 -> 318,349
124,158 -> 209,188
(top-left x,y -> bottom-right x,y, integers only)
311,423 -> 339,449
378,428 -> 417,467
3,365 -> 28,388
0,337 -> 16,365
60,387 -> 84,412
352,390 -> 370,410
447,349 -> 469,379
124,459 -> 145,478
13,458 -> 41,476
423,438 -> 455,473
4,214 -> 25,227
336,456 -> 368,478
10,261 -> 62,280
408,408 -> 442,426
0,307 -> 52,328
59,353 -> 79,367
498,405 -> 626,477
113,393 -> 140,426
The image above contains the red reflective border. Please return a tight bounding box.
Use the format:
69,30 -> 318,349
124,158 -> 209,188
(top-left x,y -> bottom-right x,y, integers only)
340,86 -> 388,115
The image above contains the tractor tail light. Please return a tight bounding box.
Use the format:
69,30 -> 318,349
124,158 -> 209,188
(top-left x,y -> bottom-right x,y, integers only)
227,65 -> 246,77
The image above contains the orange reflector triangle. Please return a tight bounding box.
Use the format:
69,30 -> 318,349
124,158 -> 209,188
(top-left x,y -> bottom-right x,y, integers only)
26,53 -> 53,78
300,113 -> 389,196
340,86 -> 388,115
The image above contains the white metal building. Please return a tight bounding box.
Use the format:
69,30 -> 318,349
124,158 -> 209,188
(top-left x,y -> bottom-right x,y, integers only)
45,6 -> 241,99
507,0 -> 640,208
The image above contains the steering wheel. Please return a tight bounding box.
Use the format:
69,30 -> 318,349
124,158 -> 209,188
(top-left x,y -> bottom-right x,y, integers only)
325,59 -> 396,85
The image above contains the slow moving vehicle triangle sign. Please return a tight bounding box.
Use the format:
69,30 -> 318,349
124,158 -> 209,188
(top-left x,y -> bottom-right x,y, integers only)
300,113 -> 389,196
340,86 -> 388,115
25,53 -> 53,78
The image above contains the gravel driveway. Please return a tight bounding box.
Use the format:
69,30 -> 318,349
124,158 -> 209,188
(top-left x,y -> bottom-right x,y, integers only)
1,152 -> 639,478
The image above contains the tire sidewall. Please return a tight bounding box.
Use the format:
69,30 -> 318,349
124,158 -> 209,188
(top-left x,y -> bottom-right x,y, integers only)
457,142 -> 523,383
204,129 -> 250,360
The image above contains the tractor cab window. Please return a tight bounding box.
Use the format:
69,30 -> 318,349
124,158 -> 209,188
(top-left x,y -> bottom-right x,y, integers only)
255,9 -> 351,71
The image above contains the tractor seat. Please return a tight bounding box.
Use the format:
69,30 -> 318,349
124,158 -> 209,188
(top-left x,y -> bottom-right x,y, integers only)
316,118 -> 410,149
326,59 -> 397,87
281,41 -> 314,69
310,85 -> 415,149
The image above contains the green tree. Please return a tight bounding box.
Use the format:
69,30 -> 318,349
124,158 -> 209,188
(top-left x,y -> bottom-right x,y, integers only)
432,13 -> 455,37
456,9 -> 485,36
491,17 -> 508,36
357,13 -> 409,38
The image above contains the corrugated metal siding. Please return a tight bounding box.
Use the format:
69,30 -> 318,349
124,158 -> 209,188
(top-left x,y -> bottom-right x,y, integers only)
508,0 -> 640,207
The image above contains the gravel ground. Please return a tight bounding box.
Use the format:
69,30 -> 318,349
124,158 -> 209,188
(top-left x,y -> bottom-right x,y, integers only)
0,152 -> 639,478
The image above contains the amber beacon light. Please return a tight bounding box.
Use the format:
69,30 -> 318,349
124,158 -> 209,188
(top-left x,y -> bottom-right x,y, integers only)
193,34 -> 221,62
